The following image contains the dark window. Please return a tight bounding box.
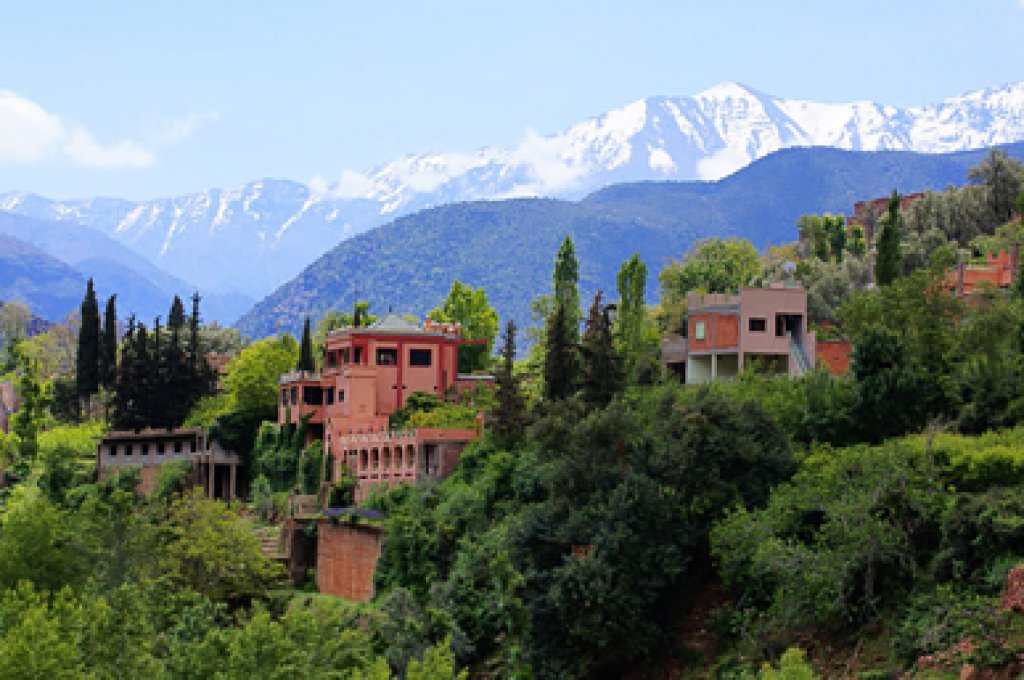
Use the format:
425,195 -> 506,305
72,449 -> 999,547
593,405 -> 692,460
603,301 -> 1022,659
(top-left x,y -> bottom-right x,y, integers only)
749,318 -> 767,332
157,442 -> 165,454
174,441 -> 182,453
303,386 -> 323,405
327,350 -> 337,367
342,348 -> 350,364
326,389 -> 335,405
108,445 -> 116,456
409,349 -> 432,366
338,390 -> 345,403
124,444 -> 132,456
281,389 -> 287,406
354,347 -> 363,364
290,387 -> 298,405
190,441 -> 197,453
141,443 -> 149,455
377,348 -> 398,366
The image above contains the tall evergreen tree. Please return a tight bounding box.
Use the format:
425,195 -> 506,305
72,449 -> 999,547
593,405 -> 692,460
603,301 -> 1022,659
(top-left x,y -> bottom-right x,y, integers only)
580,291 -> 622,407
297,316 -> 315,372
492,320 -> 527,439
168,295 -> 186,331
76,278 -> 101,401
875,190 -> 904,287
553,235 -> 581,344
9,343 -> 42,472
615,254 -> 648,374
543,304 -> 578,401
133,323 -> 153,428
99,294 -> 118,390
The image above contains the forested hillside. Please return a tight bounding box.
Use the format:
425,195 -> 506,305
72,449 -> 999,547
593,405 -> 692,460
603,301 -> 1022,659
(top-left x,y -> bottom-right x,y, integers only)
237,143 -> 1024,339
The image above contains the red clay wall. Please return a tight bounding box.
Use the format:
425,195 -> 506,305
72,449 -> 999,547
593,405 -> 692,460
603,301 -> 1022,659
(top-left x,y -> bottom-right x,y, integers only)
688,313 -> 739,351
316,521 -> 384,601
816,340 -> 852,375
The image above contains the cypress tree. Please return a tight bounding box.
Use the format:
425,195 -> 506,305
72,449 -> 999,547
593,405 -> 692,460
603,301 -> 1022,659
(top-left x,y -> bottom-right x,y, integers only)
492,320 -> 527,439
100,295 -> 117,390
615,254 -> 648,375
76,278 -> 101,401
553,235 -> 581,344
168,295 -> 186,332
165,310 -> 191,427
134,323 -> 153,429
112,316 -> 136,429
875,190 -> 903,287
580,291 -> 622,407
153,317 -> 168,427
297,316 -> 315,372
543,304 -> 578,401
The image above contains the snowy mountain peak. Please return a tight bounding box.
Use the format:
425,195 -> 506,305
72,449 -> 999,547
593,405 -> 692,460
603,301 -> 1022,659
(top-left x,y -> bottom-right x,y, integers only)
3,81 -> 1024,306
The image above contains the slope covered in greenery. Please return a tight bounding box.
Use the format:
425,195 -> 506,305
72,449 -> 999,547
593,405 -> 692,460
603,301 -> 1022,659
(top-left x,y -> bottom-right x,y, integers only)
236,143 -> 1024,338
0,234 -> 85,321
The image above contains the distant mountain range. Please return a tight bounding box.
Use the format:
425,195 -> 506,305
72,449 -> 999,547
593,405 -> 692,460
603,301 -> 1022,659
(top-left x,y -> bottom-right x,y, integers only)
2,81 -> 1023,310
0,212 -> 252,323
235,142 -> 1024,339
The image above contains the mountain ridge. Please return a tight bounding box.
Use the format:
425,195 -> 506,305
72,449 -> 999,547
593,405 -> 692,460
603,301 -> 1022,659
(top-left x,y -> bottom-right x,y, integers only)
2,81 -> 1023,303
235,142 -> 1024,340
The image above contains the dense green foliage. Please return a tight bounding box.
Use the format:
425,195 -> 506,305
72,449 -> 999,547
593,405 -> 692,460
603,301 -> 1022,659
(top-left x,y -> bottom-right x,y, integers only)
428,280 -> 499,372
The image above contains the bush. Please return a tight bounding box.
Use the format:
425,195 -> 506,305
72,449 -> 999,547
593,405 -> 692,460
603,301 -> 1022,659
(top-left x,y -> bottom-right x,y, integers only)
152,460 -> 193,501
893,587 -> 1020,667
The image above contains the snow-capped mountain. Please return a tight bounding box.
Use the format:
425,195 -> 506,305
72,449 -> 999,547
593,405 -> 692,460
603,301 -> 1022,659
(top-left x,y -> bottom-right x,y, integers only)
3,81 -> 1024,302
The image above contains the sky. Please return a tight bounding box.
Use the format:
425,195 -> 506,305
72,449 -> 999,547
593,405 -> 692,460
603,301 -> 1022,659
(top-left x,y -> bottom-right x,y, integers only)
1,0 -> 1023,201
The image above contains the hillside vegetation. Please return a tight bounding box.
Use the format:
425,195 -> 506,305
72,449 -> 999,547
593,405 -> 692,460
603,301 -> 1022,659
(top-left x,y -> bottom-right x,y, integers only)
236,143 -> 1024,338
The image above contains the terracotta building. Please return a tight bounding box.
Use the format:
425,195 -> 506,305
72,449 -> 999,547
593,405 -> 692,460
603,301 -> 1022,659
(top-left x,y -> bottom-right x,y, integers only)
278,314 -> 489,503
949,244 -> 1020,297
662,284 -> 850,382
96,427 -> 242,499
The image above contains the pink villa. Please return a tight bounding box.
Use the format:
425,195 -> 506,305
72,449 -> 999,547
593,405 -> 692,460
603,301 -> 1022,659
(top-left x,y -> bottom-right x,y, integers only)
278,314 -> 490,503
661,284 -> 851,383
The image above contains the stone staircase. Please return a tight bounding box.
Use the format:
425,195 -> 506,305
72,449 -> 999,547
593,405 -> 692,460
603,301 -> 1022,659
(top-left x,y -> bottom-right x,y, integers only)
253,525 -> 285,561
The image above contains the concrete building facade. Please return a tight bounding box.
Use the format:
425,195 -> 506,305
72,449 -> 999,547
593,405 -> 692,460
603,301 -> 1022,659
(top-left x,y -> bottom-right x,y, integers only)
96,427 -> 242,500
663,284 -> 850,383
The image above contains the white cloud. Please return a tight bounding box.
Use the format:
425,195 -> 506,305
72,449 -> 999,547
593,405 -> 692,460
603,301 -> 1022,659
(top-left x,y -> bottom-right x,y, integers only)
0,89 -> 158,169
0,90 -> 65,163
320,169 -> 376,200
64,127 -> 153,168
508,127 -> 588,195
144,111 -> 219,146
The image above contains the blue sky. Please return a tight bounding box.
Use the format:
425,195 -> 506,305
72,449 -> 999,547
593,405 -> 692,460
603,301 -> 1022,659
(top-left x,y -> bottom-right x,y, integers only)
1,0 -> 1023,200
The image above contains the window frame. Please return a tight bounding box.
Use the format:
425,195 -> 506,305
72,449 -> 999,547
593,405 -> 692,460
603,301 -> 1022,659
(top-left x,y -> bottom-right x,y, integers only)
409,348 -> 432,367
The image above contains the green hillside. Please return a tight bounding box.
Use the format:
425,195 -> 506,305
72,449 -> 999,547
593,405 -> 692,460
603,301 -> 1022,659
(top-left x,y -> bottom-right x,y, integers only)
236,143 -> 1024,338
0,234 -> 85,321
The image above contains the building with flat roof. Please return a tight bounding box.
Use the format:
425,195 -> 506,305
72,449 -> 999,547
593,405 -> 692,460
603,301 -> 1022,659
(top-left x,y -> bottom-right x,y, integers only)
96,427 -> 242,500
278,313 -> 491,502
949,244 -> 1019,298
662,284 -> 850,383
